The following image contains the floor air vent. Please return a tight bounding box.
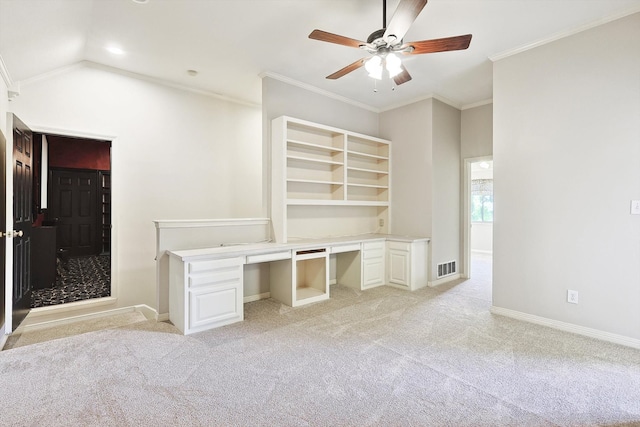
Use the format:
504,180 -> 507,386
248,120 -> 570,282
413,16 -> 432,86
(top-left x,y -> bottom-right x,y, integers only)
437,260 -> 457,278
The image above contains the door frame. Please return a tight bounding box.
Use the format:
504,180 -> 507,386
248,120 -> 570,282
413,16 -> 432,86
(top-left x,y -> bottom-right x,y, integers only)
4,123 -> 118,331
0,127 -> 6,343
462,155 -> 493,280
4,114 -> 16,333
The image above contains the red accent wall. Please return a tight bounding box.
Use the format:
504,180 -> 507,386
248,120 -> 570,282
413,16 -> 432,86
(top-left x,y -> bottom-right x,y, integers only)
47,135 -> 111,170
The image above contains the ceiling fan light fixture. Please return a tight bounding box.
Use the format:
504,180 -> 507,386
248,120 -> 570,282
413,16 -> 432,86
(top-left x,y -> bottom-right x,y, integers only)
310,0 -> 471,87
365,55 -> 383,80
385,53 -> 402,78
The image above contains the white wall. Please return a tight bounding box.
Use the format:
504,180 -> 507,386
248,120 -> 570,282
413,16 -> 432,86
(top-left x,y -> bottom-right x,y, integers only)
493,12 -> 640,342
461,103 -> 493,160
379,99 -> 433,238
10,63 -> 262,312
262,76 -> 379,137
380,98 -> 463,282
432,100 -> 462,279
471,223 -> 492,254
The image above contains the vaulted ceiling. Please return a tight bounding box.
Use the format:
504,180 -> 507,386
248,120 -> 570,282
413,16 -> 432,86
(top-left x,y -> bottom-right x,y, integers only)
1,0 -> 639,110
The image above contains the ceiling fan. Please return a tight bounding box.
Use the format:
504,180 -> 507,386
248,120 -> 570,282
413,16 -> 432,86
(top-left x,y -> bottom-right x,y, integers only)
309,0 -> 472,86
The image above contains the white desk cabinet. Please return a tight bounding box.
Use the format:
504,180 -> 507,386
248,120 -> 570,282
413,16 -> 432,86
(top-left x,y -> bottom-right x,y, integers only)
169,255 -> 244,335
386,239 -> 429,291
362,240 -> 386,289
166,234 -> 429,335
271,248 -> 329,307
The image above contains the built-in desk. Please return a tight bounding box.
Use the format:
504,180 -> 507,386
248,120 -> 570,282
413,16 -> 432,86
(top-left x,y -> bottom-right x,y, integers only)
167,234 -> 429,335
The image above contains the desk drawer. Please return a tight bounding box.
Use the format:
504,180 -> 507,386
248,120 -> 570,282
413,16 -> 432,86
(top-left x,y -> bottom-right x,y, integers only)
188,257 -> 243,288
330,243 -> 361,254
362,241 -> 385,259
188,257 -> 242,274
246,250 -> 291,264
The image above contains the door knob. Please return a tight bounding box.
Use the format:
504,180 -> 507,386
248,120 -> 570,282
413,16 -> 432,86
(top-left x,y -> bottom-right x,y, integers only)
1,230 -> 23,238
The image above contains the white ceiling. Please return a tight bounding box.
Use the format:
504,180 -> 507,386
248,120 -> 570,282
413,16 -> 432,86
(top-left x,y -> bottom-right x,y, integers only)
1,0 -> 639,110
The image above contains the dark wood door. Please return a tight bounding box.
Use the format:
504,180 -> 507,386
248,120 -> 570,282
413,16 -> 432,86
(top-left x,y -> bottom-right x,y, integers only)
49,169 -> 99,256
0,129 -> 6,330
12,115 -> 33,331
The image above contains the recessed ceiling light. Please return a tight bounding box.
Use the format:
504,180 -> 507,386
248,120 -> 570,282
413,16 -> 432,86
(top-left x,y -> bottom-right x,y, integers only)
132,0 -> 149,4
187,70 -> 198,77
106,46 -> 125,55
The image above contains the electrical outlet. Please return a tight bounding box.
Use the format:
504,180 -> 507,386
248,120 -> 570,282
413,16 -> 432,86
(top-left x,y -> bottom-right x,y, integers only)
379,219 -> 384,227
567,290 -> 579,304
632,200 -> 640,215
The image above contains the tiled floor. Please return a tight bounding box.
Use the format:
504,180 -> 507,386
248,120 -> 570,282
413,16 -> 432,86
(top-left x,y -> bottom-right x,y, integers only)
31,255 -> 111,308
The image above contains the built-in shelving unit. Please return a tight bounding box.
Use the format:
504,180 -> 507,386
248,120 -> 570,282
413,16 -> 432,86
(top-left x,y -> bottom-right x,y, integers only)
272,116 -> 391,242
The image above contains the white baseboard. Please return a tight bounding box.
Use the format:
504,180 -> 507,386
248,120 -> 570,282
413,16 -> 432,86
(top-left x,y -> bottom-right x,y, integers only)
491,306 -> 640,350
17,304 -> 156,334
244,292 -> 271,303
428,273 -> 462,287
329,279 -> 337,286
133,304 -> 159,321
157,312 -> 170,322
28,296 -> 118,318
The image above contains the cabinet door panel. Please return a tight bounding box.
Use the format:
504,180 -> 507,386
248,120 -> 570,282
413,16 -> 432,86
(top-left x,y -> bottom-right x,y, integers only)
388,249 -> 410,287
363,258 -> 385,288
189,285 -> 241,329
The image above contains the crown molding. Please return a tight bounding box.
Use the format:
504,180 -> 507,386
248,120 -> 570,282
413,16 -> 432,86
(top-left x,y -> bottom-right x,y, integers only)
259,71 -> 380,113
0,54 -> 13,87
18,62 -> 86,87
378,92 -> 461,113
19,60 -> 261,109
490,6 -> 640,62
461,98 -> 493,110
0,53 -> 20,101
429,94 -> 461,110
260,72 -> 468,114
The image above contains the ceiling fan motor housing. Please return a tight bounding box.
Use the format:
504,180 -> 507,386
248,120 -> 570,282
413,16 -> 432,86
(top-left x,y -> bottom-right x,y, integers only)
366,28 -> 386,44
366,28 -> 401,48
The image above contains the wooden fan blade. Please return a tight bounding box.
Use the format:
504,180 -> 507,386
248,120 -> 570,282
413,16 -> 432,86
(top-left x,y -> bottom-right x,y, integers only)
383,0 -> 428,43
404,34 -> 472,55
393,65 -> 412,86
326,58 -> 367,79
309,29 -> 366,48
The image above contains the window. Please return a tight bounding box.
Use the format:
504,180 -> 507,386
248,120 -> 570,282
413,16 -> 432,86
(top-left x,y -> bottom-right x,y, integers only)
471,179 -> 493,222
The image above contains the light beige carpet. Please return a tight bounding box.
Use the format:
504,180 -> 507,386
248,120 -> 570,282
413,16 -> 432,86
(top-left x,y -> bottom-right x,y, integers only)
1,256 -> 639,426
3,311 -> 149,350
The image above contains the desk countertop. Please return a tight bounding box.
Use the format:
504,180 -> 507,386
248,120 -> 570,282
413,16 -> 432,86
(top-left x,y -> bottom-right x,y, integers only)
167,233 -> 430,261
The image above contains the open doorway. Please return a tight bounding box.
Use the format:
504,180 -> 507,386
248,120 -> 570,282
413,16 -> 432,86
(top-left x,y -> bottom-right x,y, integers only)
463,157 -> 493,284
30,134 -> 111,308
